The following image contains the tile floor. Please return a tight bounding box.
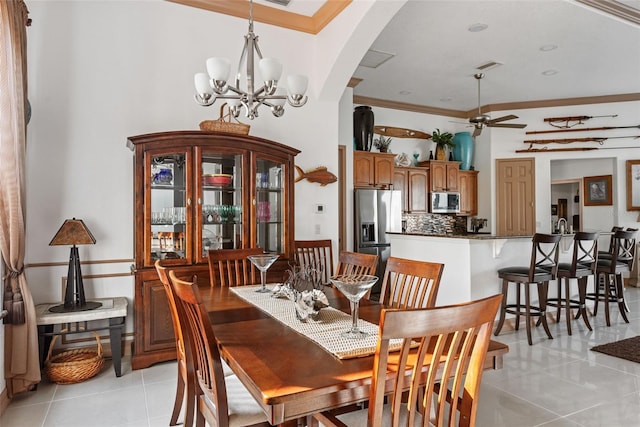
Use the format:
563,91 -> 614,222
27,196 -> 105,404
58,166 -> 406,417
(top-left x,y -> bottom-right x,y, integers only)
2,286 -> 640,427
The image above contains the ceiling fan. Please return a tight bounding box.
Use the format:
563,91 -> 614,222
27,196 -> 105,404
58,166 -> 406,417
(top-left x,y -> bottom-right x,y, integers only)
468,73 -> 527,137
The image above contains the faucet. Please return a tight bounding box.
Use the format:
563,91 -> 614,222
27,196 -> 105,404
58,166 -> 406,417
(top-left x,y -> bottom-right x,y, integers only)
557,218 -> 567,234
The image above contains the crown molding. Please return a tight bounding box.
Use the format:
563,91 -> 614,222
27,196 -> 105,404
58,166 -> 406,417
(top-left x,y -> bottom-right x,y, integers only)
574,0 -> 640,26
167,0 -> 351,34
354,93 -> 640,118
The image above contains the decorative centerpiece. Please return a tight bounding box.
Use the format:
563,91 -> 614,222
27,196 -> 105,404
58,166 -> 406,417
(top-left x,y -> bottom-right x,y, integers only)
272,263 -> 329,321
430,128 -> 455,161
373,136 -> 392,153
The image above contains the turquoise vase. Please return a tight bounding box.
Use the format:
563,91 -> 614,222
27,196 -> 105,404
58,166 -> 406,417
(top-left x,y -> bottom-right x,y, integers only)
453,131 -> 474,171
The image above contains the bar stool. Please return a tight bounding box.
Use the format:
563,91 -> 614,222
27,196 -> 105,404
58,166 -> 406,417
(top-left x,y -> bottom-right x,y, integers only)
587,230 -> 637,326
494,233 -> 562,345
545,232 -> 598,335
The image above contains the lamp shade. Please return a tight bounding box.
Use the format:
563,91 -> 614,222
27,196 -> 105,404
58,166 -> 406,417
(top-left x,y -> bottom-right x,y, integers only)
194,72 -> 212,95
287,74 -> 308,96
49,218 -> 96,246
206,57 -> 231,82
258,58 -> 282,82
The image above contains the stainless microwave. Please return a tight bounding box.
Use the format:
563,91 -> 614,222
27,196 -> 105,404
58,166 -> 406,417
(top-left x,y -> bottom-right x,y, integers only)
430,192 -> 461,214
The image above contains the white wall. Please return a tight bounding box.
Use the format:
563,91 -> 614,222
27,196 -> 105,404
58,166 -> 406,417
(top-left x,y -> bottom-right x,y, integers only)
17,0 -> 401,366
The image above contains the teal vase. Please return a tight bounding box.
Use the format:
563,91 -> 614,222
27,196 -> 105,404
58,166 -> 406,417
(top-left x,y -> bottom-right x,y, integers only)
453,131 -> 474,170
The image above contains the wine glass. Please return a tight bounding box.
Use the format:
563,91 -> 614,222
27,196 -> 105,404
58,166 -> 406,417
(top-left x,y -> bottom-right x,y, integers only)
248,254 -> 280,293
330,274 -> 379,339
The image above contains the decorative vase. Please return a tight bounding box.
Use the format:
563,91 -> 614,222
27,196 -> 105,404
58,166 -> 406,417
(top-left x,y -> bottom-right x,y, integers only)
435,145 -> 446,160
353,106 -> 374,151
453,131 -> 474,170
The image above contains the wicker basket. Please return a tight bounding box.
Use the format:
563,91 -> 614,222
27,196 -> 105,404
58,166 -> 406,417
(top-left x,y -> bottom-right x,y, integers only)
199,103 -> 250,135
44,331 -> 104,384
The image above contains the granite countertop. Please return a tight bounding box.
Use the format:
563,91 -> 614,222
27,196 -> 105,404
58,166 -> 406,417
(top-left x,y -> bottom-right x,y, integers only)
388,231 -> 532,240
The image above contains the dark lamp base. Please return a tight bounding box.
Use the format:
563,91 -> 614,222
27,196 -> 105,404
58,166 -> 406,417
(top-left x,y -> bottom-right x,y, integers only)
48,301 -> 102,313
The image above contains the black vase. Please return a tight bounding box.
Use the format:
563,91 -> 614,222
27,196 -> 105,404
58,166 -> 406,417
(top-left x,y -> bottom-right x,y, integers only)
353,106 -> 374,151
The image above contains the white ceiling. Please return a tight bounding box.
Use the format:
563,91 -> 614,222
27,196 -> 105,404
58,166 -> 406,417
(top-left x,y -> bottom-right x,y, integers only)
352,0 -> 640,113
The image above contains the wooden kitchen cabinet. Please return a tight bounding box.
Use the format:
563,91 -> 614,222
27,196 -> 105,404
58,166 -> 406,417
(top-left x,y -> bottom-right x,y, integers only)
354,151 -> 395,188
458,170 -> 479,216
393,167 -> 429,213
420,160 -> 460,192
127,131 -> 299,369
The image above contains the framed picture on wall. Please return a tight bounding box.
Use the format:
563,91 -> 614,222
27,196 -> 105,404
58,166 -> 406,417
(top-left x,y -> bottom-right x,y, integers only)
583,175 -> 612,206
627,160 -> 640,211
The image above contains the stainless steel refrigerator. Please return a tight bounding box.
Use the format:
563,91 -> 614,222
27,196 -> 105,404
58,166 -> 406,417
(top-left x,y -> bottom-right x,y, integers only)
354,189 -> 402,297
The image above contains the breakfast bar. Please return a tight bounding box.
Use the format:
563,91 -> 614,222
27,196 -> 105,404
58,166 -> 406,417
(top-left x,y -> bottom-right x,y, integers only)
387,232 -> 579,306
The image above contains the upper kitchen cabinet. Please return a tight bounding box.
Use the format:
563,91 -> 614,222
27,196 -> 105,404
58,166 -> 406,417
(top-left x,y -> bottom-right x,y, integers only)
393,167 -> 430,213
420,160 -> 460,192
354,152 -> 395,188
127,131 -> 299,369
458,170 -> 479,216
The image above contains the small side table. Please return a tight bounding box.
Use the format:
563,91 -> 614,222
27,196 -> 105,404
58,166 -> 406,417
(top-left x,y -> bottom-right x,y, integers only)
36,297 -> 128,377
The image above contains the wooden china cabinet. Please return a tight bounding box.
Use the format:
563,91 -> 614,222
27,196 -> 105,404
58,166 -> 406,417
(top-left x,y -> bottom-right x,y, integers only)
127,131 -> 299,369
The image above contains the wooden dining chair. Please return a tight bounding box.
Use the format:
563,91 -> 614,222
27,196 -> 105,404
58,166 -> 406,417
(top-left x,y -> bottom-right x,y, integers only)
587,229 -> 636,326
312,294 -> 502,427
294,239 -> 334,285
169,270 -> 270,427
155,261 -> 195,427
544,232 -> 598,335
208,247 -> 264,287
378,256 -> 444,309
494,233 -> 562,345
335,250 -> 378,276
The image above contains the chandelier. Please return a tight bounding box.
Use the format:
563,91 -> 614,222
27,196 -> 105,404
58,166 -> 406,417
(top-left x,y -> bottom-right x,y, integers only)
193,0 -> 308,120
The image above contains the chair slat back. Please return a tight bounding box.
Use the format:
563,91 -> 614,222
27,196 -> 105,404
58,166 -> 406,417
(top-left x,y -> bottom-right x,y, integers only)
294,239 -> 334,285
529,233 -> 562,281
335,251 -> 378,277
169,270 -> 230,425
156,261 -> 195,362
612,230 -> 637,269
208,248 -> 264,287
571,232 -> 599,275
379,257 -> 444,309
368,294 -> 502,427
606,226 -> 625,253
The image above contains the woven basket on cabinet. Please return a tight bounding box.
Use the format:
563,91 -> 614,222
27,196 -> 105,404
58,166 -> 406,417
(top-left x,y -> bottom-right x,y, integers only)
199,103 -> 250,135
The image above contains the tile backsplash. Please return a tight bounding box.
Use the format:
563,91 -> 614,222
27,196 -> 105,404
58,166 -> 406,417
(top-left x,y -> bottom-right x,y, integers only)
404,213 -> 467,235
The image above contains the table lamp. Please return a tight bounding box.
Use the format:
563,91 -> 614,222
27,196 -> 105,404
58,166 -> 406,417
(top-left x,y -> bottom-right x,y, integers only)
49,218 -> 102,313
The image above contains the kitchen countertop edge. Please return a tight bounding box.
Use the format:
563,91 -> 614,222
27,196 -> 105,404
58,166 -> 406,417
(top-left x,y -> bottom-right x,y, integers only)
387,231 -> 532,240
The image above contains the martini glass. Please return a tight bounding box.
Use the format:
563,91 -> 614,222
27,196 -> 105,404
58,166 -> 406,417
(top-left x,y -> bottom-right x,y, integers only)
248,254 -> 279,293
330,274 -> 379,339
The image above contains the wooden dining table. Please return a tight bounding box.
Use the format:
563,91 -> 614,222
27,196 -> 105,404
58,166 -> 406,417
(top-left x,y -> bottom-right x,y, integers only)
201,284 -> 509,426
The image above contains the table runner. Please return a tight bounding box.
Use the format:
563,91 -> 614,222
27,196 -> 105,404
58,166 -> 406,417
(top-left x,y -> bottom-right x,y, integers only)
230,285 -> 401,359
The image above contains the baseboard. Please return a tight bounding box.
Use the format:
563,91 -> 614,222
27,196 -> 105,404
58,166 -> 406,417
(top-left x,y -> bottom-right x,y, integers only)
0,387 -> 9,417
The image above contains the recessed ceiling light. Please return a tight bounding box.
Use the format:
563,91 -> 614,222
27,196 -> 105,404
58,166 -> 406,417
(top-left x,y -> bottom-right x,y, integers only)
439,97 -> 452,102
542,69 -> 558,76
398,90 -> 411,96
540,44 -> 558,52
468,23 -> 488,32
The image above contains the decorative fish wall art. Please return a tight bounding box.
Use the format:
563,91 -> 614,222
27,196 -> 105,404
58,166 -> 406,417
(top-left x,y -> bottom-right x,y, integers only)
294,165 -> 337,186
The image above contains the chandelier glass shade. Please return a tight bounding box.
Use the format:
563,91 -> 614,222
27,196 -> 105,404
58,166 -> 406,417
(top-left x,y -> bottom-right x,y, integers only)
193,0 -> 308,120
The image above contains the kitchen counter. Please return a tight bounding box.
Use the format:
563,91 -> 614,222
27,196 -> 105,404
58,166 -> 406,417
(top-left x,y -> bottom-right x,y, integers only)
387,232 -> 582,307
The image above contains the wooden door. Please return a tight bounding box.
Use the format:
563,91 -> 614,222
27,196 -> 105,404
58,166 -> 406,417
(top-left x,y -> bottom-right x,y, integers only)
496,158 -> 535,236
446,164 -> 459,191
459,170 -> 478,216
430,162 -> 447,191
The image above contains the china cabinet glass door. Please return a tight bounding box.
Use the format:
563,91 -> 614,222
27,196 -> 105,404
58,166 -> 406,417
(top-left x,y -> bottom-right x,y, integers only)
255,158 -> 285,254
149,153 -> 189,264
199,151 -> 244,261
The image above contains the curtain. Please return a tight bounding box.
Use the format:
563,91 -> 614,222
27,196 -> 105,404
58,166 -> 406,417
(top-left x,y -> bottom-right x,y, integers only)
0,0 -> 40,397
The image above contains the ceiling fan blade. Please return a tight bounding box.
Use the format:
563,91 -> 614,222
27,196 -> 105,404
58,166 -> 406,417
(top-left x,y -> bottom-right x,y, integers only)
472,126 -> 482,137
487,114 -> 518,124
488,122 -> 527,129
